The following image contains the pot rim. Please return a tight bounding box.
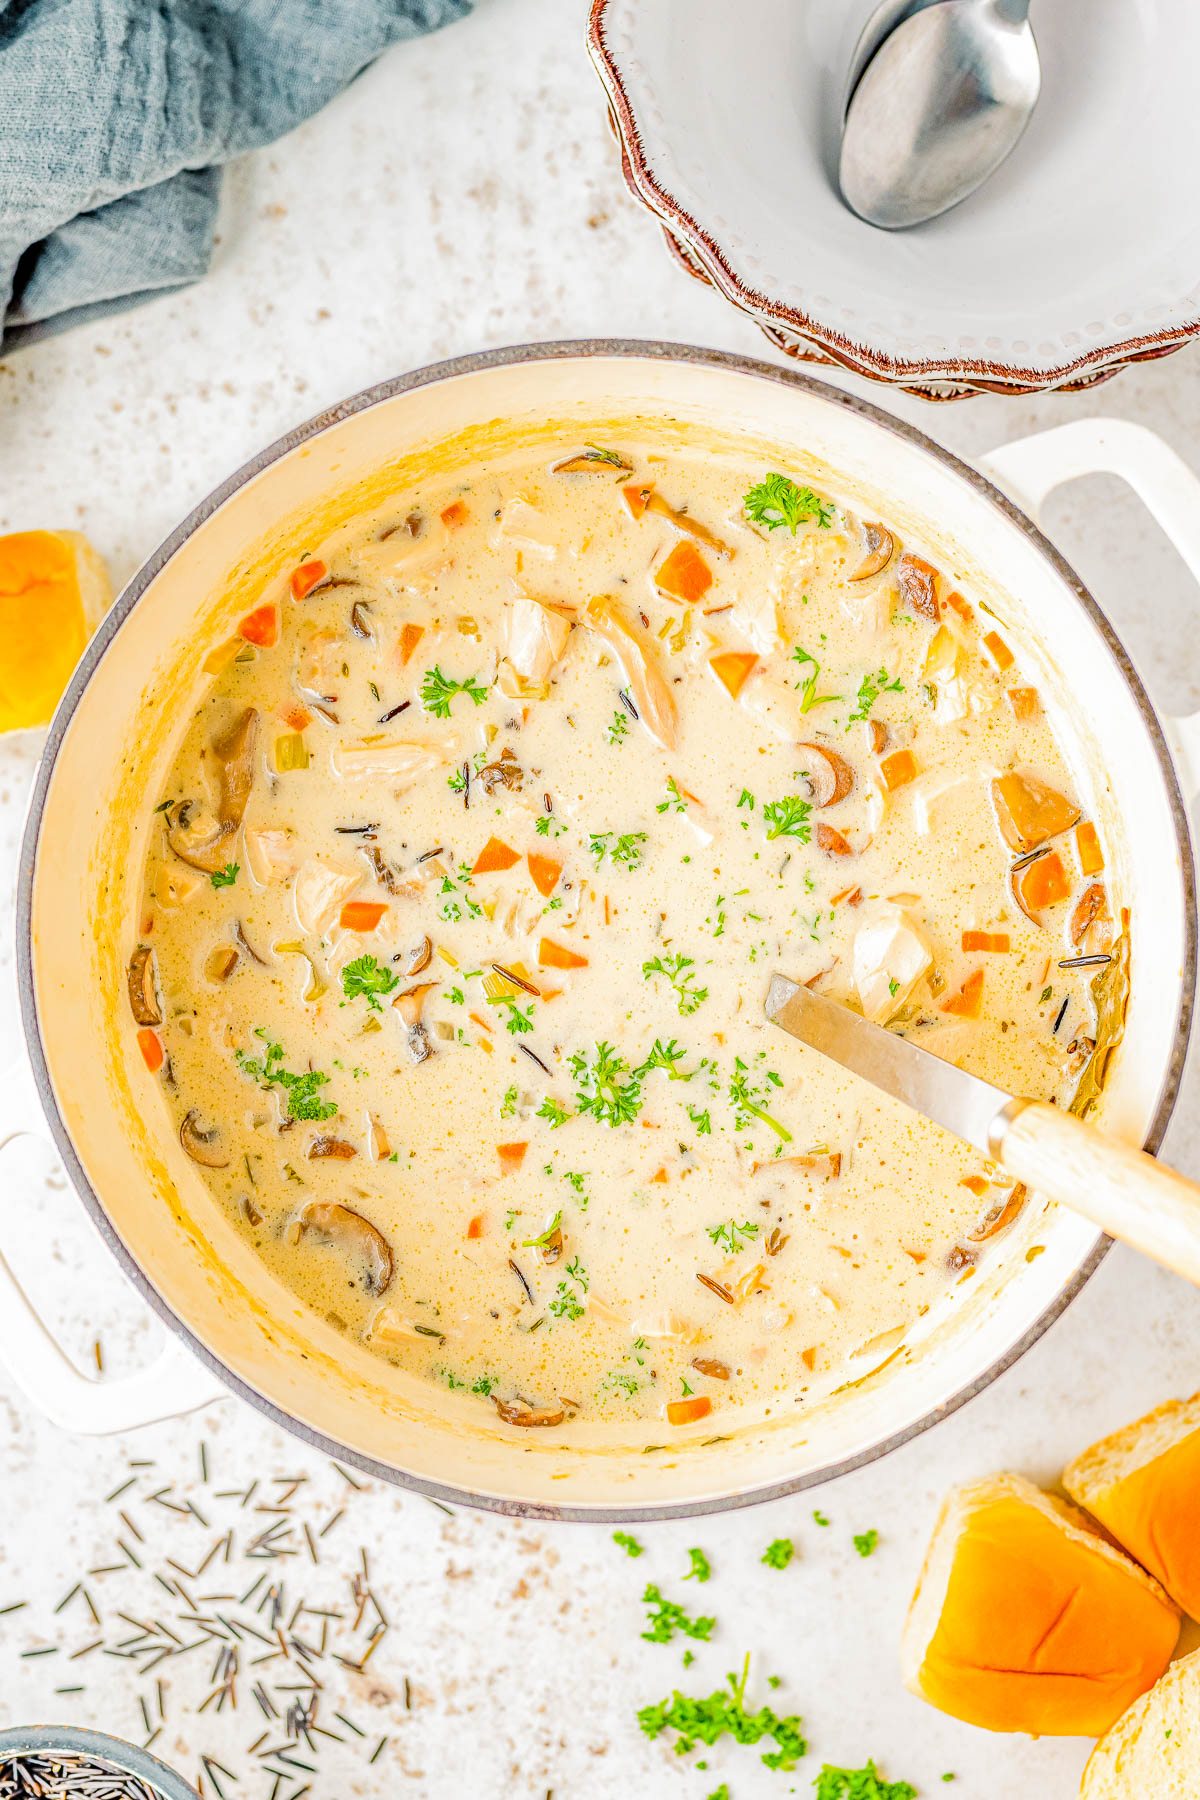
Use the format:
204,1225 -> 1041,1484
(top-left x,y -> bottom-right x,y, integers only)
16,338 -> 1197,1521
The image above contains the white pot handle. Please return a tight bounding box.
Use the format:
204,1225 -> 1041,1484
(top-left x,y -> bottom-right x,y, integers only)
0,1054 -> 228,1434
979,418 -> 1200,800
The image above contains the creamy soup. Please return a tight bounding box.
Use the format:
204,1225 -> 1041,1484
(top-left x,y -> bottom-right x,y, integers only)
131,438 -> 1123,1435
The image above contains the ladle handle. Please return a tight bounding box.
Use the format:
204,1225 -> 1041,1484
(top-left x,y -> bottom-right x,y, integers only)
993,1100 -> 1200,1287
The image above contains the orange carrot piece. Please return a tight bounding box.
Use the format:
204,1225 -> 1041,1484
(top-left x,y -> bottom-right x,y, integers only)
1076,820 -> 1105,875
655,539 -> 712,602
708,649 -> 758,700
943,590 -> 972,624
238,603 -> 279,648
440,499 -> 469,528
289,560 -> 327,601
497,1141 -> 528,1176
800,1347 -> 817,1372
466,1215 -> 485,1239
526,852 -> 562,898
959,1174 -> 989,1197
338,900 -> 388,932
941,968 -> 984,1020
538,937 -> 588,971
279,702 -> 311,731
880,748 -> 918,791
137,1027 -> 164,1073
622,482 -> 653,520
650,1167 -> 669,1184
468,1011 -> 493,1035
472,836 -> 520,875
961,930 -> 1010,953
666,1395 -> 712,1426
983,630 -> 1014,670
1018,849 -> 1071,912
1007,686 -> 1039,721
397,622 -> 425,666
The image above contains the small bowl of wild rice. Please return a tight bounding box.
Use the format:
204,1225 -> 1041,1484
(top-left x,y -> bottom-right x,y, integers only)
0,1727 -> 198,1799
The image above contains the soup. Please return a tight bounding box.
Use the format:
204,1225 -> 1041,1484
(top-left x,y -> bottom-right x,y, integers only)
130,437 -> 1121,1435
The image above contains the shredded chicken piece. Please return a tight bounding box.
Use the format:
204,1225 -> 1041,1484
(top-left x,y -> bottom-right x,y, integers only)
332,741 -> 447,784
504,591 -> 572,683
852,910 -> 933,1022
243,826 -> 296,884
491,496 -> 559,560
293,857 -> 362,935
582,594 -> 677,750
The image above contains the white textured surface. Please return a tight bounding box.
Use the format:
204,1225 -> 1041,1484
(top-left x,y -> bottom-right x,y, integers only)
2,2 -> 1200,1794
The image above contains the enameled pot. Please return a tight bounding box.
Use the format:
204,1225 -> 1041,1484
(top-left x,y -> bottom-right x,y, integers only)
4,343 -> 1200,1520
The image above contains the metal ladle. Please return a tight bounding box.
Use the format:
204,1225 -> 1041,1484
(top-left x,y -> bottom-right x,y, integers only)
839,0 -> 1041,229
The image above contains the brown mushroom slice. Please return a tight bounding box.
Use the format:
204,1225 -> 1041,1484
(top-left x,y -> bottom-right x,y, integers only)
868,718 -> 889,755
234,921 -> 267,965
797,741 -> 854,807
127,946 -> 162,1026
1070,882 -> 1109,949
402,935 -> 433,977
582,594 -> 677,750
180,1110 -> 231,1169
538,1227 -> 564,1266
551,447 -> 633,474
992,771 -> 1080,853
897,553 -> 939,619
848,523 -> 895,582
394,980 -> 437,1065
690,1356 -> 731,1381
479,748 -> 524,795
644,491 -> 732,559
492,1395 -> 565,1428
307,1136 -> 358,1160
213,707 -> 259,827
166,802 -> 237,874
968,1183 -> 1028,1242
204,944 -> 240,984
295,1201 -> 394,1294
815,822 -> 854,858
349,600 -> 373,639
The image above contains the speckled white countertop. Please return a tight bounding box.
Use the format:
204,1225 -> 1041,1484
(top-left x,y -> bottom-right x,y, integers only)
2,3 -> 1200,1795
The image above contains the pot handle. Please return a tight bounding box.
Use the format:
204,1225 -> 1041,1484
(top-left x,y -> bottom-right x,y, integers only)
979,417 -> 1200,800
0,1055 -> 229,1434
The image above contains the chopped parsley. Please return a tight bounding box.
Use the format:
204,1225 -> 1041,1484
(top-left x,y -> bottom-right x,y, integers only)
657,776 -> 688,815
210,862 -> 239,889
535,812 -> 567,838
812,1510 -> 830,1527
850,667 -> 904,723
570,1041 -> 643,1127
729,1060 -> 792,1141
550,1284 -> 585,1322
761,1538 -> 794,1570
687,1104 -> 712,1135
499,998 -> 535,1036
536,1097 -> 572,1128
470,1374 -> 496,1397
605,708 -> 630,746
588,830 -> 647,872
638,1038 -> 693,1082
638,1654 -> 806,1770
744,472 -> 833,534
683,1547 -> 712,1584
853,1529 -> 880,1558
814,1762 -> 916,1800
613,1531 -> 644,1558
641,1584 -> 716,1645
791,645 -> 840,713
500,1083 -> 519,1120
643,952 -> 708,1016
235,1030 -> 336,1122
420,665 -> 489,719
707,1219 -> 760,1255
340,954 -> 399,1011
521,1211 -> 562,1249
762,795 -> 813,842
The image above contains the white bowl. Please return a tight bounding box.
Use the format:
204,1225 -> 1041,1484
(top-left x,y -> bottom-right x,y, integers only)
589,0 -> 1200,396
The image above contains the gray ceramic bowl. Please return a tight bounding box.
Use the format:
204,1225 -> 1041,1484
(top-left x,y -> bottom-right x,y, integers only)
0,1726 -> 198,1798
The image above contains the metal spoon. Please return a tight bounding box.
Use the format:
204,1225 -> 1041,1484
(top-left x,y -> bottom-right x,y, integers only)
839,0 -> 1041,230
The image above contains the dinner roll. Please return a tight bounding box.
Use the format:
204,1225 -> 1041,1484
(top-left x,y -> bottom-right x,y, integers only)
1063,1392 -> 1200,1621
901,1471 -> 1179,1736
0,529 -> 110,732
1080,1647 -> 1200,1798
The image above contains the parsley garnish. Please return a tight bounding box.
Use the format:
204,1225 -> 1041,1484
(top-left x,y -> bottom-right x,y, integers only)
535,812 -> 567,837
570,1042 -> 643,1127
683,1548 -> 712,1584
236,1030 -> 337,1122
643,952 -> 708,1016
849,667 -> 904,724
687,1104 -> 712,1135
813,1510 -> 830,1527
613,1531 -> 644,1558
605,708 -> 629,746
521,1211 -> 562,1248
729,1060 -> 792,1141
498,998 -> 534,1036
536,1097 -> 571,1128
707,1219 -> 760,1255
420,665 -> 489,719
589,830 -> 647,871
471,1375 -> 496,1397
641,1584 -> 715,1645
550,1256 -> 589,1321
657,777 -> 688,815
744,473 -> 832,534
210,862 -> 239,889
815,1762 -> 916,1800
762,795 -> 812,842
791,645 -> 840,713
853,1529 -> 880,1558
638,1038 -> 693,1082
638,1655 -> 806,1770
761,1538 -> 794,1570
500,1083 -> 519,1120
340,954 -> 399,1011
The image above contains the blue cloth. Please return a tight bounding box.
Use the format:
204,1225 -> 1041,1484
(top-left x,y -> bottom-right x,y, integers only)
0,0 -> 470,351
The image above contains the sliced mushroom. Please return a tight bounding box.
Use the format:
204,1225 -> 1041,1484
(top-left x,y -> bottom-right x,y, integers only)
479,748 -> 524,795
848,523 -> 895,582
369,845 -> 400,894
551,447 -> 633,474
368,1116 -> 392,1160
538,1227 -> 564,1265
234,921 -> 267,965
307,1136 -> 358,1160
127,946 -> 161,1026
815,822 -> 853,857
349,600 -> 373,638
583,593 -> 677,750
394,981 -> 437,1065
492,1395 -> 565,1428
992,771 -> 1080,853
239,1193 -> 263,1228
797,742 -> 854,807
401,936 -> 433,977
166,802 -> 237,875
869,718 -> 889,755
968,1183 -> 1028,1242
204,944 -> 240,984
213,707 -> 259,827
644,491 -> 732,559
295,1201 -> 394,1294
690,1356 -> 731,1381
1070,882 -> 1109,949
897,553 -> 939,619
180,1110 -> 230,1169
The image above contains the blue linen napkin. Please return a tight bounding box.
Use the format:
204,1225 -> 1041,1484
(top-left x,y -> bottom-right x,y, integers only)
0,0 -> 471,352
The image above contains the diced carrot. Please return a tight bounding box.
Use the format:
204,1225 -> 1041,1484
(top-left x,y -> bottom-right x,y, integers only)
800,1347 -> 817,1372
983,630 -> 1014,670
538,937 -> 588,971
1017,849 -> 1071,913
941,969 -> 984,1020
238,603 -> 279,648
526,852 -> 562,897
1076,820 -> 1105,875
466,1215 -> 485,1239
962,930 -> 1010,953
960,1175 -> 989,1196
650,1168 -> 669,1184
655,540 -> 712,602
832,886 -> 863,907
943,590 -> 973,624
708,649 -> 758,700
880,749 -> 918,791
397,622 -> 425,666
279,702 -> 311,731
339,900 -> 388,932
289,560 -> 327,601
440,499 -> 469,528
666,1395 -> 712,1426
816,822 -> 853,857
137,1027 -> 164,1072
473,836 -> 520,875
1007,686 -> 1039,721
497,1141 -> 528,1176
623,483 -> 653,520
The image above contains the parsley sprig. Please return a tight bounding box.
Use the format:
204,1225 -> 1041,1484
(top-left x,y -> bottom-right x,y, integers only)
340,954 -> 399,1011
643,952 -> 708,1017
791,644 -> 840,713
210,862 -> 239,889
744,473 -> 833,534
707,1219 -> 760,1255
588,830 -> 647,872
761,1537 -> 794,1570
762,795 -> 812,842
849,667 -> 904,723
420,665 -> 489,719
729,1060 -> 792,1141
570,1042 -> 643,1127
235,1029 -> 337,1121
815,1762 -> 916,1800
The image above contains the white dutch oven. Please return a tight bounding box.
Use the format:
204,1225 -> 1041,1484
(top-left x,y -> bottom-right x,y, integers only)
3,344 -> 1199,1520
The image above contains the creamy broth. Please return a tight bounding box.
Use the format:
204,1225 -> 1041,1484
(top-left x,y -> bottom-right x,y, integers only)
132,438 -> 1121,1436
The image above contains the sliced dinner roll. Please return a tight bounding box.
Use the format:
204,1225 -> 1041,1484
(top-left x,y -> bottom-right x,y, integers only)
1080,1647 -> 1200,1798
901,1472 -> 1180,1737
1063,1392 -> 1200,1621
0,529 -> 111,732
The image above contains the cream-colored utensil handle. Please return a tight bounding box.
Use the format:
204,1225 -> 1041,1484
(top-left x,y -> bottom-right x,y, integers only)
993,1100 -> 1200,1287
